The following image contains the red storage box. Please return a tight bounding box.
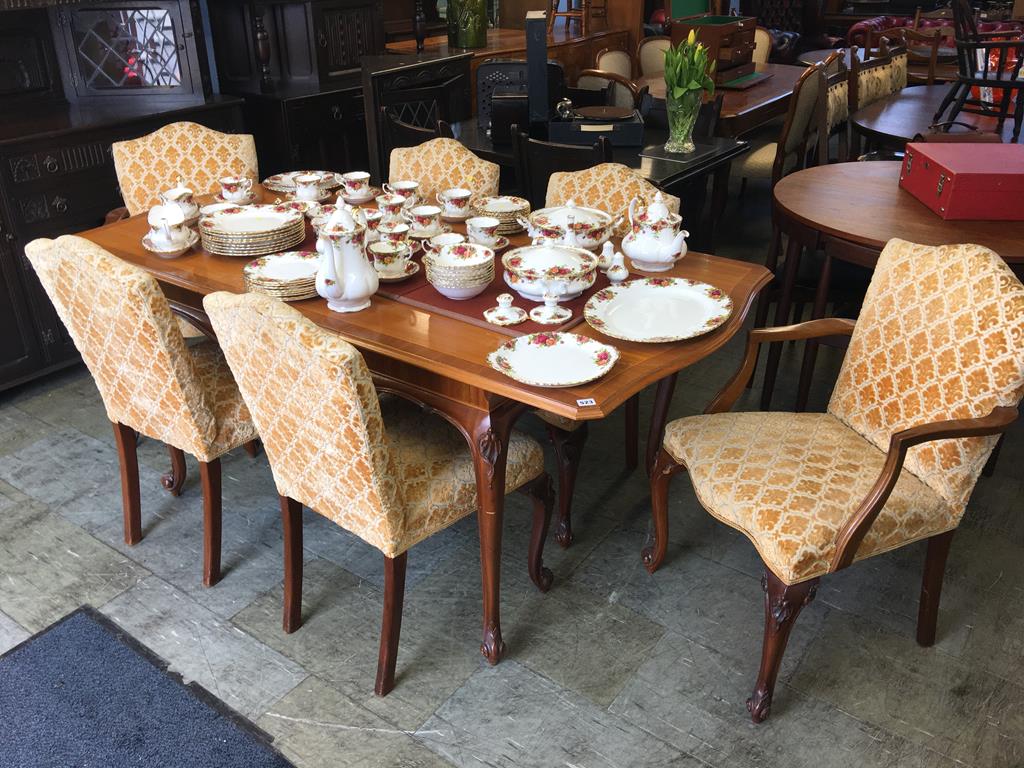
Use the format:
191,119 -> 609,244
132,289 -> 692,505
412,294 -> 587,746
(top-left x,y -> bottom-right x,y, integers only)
899,143 -> 1024,221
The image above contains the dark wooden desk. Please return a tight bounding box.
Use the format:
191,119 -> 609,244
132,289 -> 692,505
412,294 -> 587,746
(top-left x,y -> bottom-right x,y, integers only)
639,63 -> 808,137
851,84 -> 1015,146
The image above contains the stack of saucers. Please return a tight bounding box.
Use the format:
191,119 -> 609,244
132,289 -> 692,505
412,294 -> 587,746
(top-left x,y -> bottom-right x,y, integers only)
471,195 -> 530,236
424,242 -> 495,300
199,204 -> 306,257
242,250 -> 319,301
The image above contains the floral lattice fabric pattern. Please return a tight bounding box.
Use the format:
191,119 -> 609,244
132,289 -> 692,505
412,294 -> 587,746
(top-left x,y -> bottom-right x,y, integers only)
388,138 -> 500,203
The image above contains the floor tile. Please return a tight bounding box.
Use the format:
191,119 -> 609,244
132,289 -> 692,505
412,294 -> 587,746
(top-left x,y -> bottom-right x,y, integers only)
0,610 -> 30,654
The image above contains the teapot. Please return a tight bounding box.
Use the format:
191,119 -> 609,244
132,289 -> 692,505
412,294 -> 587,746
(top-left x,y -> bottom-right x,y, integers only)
159,178 -> 199,224
622,192 -> 688,273
314,207 -> 376,313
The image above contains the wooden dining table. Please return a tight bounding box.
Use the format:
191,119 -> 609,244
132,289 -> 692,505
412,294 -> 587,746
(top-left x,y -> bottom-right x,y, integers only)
639,63 -> 809,137
76,190 -> 770,664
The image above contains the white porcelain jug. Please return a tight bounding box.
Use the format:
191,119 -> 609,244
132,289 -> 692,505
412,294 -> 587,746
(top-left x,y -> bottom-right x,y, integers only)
315,207 -> 375,313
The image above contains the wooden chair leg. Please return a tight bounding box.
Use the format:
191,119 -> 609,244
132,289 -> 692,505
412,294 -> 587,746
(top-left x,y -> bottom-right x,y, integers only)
243,439 -> 260,457
161,445 -> 187,496
112,422 -> 142,546
200,458 -> 222,587
642,447 -> 683,574
546,422 -> 588,549
518,473 -> 555,592
375,552 -> 408,697
624,394 -> 639,471
748,570 -> 818,723
917,530 -> 955,647
280,495 -> 304,633
982,434 -> 1004,478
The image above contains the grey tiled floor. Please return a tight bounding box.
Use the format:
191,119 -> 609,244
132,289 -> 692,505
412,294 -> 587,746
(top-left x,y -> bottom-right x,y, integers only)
2,180 -> 1024,767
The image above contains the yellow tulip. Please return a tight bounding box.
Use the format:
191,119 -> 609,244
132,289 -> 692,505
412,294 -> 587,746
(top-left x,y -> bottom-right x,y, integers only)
687,29 -> 696,45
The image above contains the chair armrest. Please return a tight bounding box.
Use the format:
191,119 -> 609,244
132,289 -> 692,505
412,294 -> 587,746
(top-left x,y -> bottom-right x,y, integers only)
578,68 -> 645,105
104,207 -> 129,225
704,318 -> 857,415
829,405 -> 1018,572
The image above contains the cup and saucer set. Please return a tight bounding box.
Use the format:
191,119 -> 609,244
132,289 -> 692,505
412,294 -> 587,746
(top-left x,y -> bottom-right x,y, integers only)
142,203 -> 198,257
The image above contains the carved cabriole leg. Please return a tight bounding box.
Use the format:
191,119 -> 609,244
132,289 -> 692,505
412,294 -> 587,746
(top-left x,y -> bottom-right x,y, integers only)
642,447 -> 684,574
645,373 -> 679,477
917,530 -> 955,647
199,458 -> 222,587
546,422 -> 588,549
624,394 -> 639,471
280,495 -> 303,633
161,445 -> 186,496
375,552 -> 408,696
243,440 -> 260,457
112,422 -> 142,546
518,473 -> 555,592
748,570 -> 819,723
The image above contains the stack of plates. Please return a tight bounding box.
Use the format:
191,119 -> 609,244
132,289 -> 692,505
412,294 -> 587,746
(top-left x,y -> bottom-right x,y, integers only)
472,195 -> 530,235
242,250 -> 319,301
262,170 -> 343,193
199,205 -> 306,257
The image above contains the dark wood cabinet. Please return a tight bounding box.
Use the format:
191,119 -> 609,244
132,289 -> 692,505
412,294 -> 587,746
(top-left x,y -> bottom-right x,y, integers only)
0,215 -> 42,386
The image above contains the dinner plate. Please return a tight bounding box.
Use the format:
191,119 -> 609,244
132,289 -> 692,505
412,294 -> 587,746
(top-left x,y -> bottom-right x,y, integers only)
263,171 -> 343,192
486,332 -> 619,388
200,204 -> 304,235
243,250 -> 319,283
583,277 -> 733,343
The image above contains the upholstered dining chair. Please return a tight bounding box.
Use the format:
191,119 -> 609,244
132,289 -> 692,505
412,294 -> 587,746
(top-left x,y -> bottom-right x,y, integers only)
595,47 -> 634,79
111,121 -> 258,217
636,36 -> 671,78
753,26 -> 773,64
848,44 -> 908,156
25,236 -> 260,588
645,238 -> 1024,723
576,69 -> 649,110
819,51 -> 850,163
203,291 -> 554,696
388,137 -> 500,203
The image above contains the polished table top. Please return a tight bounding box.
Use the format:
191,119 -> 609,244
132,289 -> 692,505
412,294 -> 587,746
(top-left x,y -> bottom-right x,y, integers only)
450,118 -> 749,189
639,63 -> 808,137
773,161 -> 1024,261
851,84 -> 1015,144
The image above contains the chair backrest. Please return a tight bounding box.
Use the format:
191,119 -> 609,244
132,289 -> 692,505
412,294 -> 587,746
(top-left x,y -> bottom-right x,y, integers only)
512,127 -> 613,209
111,121 -> 258,216
848,45 -> 898,111
577,69 -> 647,109
24,235 -> 217,457
637,36 -> 671,77
819,51 -> 849,163
828,238 -> 1024,511
203,291 -> 406,556
880,28 -> 940,84
771,63 -> 825,186
388,138 -> 500,201
545,163 -> 679,236
753,26 -> 773,64
595,47 -> 633,79
380,107 -> 455,155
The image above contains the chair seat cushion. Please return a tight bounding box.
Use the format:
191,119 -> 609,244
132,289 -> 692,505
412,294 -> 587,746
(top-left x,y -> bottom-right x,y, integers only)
733,139 -> 779,180
188,343 -> 259,459
664,411 -> 958,584
380,396 -> 545,552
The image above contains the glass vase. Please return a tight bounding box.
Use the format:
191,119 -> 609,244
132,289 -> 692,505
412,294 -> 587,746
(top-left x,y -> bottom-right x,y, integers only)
446,0 -> 488,49
664,89 -> 702,154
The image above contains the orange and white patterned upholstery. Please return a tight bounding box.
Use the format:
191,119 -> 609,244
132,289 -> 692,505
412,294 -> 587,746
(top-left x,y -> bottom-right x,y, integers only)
112,121 -> 258,216
663,239 -> 1024,584
203,291 -> 545,557
546,163 -> 679,237
24,236 -> 257,463
388,138 -> 500,203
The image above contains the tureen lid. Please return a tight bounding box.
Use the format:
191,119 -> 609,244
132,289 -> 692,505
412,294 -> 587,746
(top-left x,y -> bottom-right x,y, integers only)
532,200 -> 611,227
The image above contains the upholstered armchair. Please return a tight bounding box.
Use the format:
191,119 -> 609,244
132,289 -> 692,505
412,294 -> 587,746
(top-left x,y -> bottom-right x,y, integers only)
644,238 -> 1024,723
25,236 -> 260,588
203,291 -> 554,696
388,138 -> 499,202
111,121 -> 258,217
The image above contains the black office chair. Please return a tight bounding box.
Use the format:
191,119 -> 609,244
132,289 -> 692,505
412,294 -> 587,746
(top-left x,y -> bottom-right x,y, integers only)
510,126 -> 613,210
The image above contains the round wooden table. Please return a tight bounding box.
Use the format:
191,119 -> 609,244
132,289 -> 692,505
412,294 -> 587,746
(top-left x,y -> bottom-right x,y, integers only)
851,84 -> 1014,145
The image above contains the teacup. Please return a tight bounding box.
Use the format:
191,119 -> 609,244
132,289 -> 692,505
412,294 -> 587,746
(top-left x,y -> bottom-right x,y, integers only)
384,180 -> 420,206
467,215 -> 501,246
378,220 -> 410,246
293,172 -> 326,201
341,171 -> 372,200
147,204 -> 189,248
363,208 -> 384,243
220,176 -> 253,203
375,193 -> 408,221
368,240 -> 412,275
436,187 -> 473,218
426,231 -> 465,252
403,204 -> 442,235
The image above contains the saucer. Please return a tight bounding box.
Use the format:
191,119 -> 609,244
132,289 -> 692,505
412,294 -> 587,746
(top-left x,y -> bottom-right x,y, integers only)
483,305 -> 527,327
377,260 -> 420,282
477,235 -> 510,251
409,223 -> 452,240
142,228 -> 199,258
529,305 -> 572,325
285,189 -> 332,204
342,186 -> 382,205
375,240 -> 422,257
215,192 -> 258,205
441,212 -> 472,223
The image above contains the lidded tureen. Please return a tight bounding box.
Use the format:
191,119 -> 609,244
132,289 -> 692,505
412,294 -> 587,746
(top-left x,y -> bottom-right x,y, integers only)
502,242 -> 599,302
159,178 -> 200,225
519,200 -> 616,251
622,191 -> 688,273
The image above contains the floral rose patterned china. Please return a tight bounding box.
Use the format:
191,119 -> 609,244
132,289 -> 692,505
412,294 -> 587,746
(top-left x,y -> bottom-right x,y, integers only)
583,277 -> 733,343
467,216 -> 501,246
293,172 -> 327,202
375,193 -> 408,221
403,204 -> 444,236
262,171 -> 343,193
159,178 -> 199,225
622,191 -> 689,272
529,291 -> 573,325
520,200 -> 617,251
384,180 -> 420,206
426,232 -> 466,252
486,332 -> 619,388
483,293 -> 527,326
502,243 -> 598,302
367,240 -> 412,276
341,171 -> 372,201
424,242 -> 495,300
219,175 -> 254,204
437,187 -> 473,218
314,207 -> 375,313
606,251 -> 629,284
378,221 -> 410,246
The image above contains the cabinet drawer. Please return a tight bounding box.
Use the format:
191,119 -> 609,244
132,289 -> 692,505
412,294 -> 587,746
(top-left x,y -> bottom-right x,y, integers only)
12,178 -> 119,238
6,140 -> 114,186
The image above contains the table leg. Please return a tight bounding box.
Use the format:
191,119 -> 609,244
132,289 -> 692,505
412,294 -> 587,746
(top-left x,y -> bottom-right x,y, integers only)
795,251 -> 832,412
706,162 -> 732,255
761,237 -> 803,410
645,373 -> 679,476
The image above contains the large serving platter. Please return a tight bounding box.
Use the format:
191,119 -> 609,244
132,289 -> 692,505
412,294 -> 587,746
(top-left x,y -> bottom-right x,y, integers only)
583,277 -> 733,343
486,332 -> 619,388
199,205 -> 304,235
262,170 -> 343,192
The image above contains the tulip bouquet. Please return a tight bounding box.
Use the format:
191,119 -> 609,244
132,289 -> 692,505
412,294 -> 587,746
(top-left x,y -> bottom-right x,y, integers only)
663,30 -> 717,153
